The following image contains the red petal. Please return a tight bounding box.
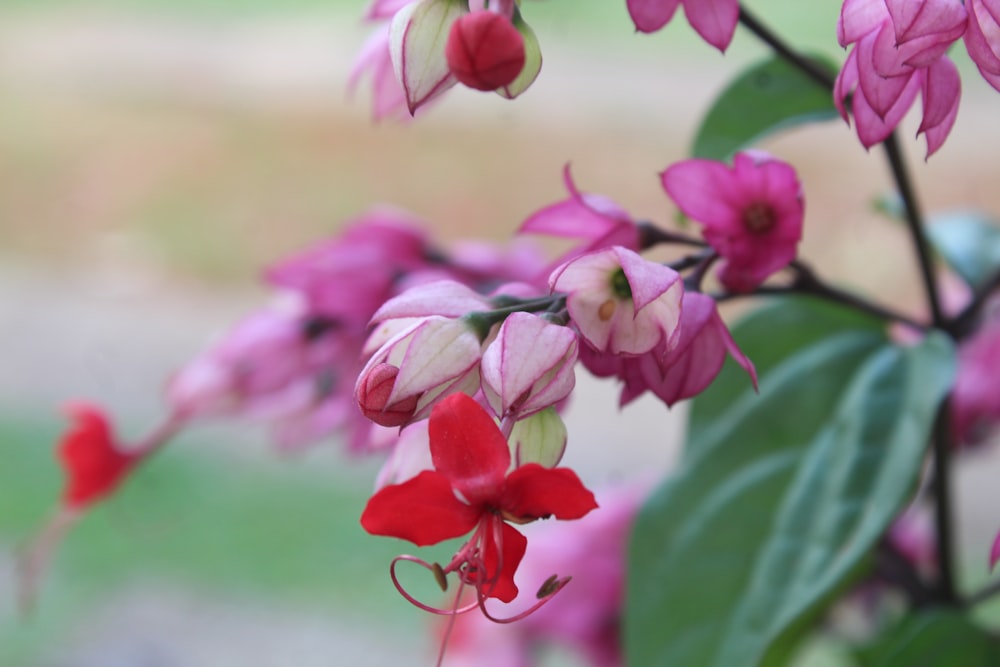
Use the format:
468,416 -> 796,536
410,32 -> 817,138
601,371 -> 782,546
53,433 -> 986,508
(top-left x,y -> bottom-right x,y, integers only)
58,404 -> 135,509
428,393 -> 510,505
360,470 -> 480,546
500,464 -> 599,522
480,519 -> 527,603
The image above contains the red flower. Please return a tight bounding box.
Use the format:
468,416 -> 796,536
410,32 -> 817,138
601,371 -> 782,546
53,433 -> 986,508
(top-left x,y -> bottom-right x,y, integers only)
445,10 -> 526,92
58,404 -> 136,509
361,392 -> 597,603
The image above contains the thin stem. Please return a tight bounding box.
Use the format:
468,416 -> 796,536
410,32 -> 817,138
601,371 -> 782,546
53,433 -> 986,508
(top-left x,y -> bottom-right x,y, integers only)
882,133 -> 944,328
737,7 -> 836,90
930,399 -> 958,603
948,267 -> 1000,339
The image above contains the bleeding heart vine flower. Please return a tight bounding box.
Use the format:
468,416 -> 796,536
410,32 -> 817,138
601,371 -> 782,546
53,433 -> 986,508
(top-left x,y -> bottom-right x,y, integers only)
834,0 -> 966,157
550,246 -> 684,356
661,151 -> 804,293
361,392 -> 598,611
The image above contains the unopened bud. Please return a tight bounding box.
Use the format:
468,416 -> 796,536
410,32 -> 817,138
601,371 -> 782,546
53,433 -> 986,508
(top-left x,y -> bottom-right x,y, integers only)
445,10 -> 525,91
356,362 -> 419,427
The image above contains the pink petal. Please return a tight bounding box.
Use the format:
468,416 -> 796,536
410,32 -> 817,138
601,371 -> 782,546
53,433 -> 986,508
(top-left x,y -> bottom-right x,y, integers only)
389,0 -> 462,114
918,56 -> 961,157
838,0 -> 887,46
360,470 -> 481,546
682,0 -> 739,51
371,280 -> 492,322
858,27 -> 912,118
616,246 -> 682,314
364,0 -> 413,21
429,393 -> 511,504
853,70 -> 922,148
834,48 -> 859,123
991,528 -> 1000,570
626,0 -> 682,33
885,0 -> 967,46
661,158 -> 740,228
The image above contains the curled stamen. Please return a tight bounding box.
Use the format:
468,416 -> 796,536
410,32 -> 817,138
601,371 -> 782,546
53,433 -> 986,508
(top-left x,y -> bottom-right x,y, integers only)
389,555 -> 480,616
475,574 -> 572,624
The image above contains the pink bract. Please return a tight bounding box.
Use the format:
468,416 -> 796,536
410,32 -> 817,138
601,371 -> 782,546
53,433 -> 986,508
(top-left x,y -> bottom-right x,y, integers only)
627,0 -> 739,52
661,151 -> 803,292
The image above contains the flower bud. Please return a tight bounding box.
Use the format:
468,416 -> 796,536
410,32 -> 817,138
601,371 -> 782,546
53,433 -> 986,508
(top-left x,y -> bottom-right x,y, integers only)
356,362 -> 421,427
445,10 -> 525,91
508,407 -> 568,468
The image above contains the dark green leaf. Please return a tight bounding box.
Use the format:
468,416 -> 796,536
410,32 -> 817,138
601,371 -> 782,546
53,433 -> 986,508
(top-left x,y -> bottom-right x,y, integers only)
927,210 -> 1000,289
857,609 -> 1000,667
692,55 -> 839,161
626,329 -> 955,667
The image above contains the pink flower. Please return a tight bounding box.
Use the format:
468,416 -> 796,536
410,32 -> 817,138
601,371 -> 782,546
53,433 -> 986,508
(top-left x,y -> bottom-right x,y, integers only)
550,246 -> 683,356
964,0 -> 1000,92
626,0 -> 739,52
446,10 -> 526,91
265,207 -> 432,323
349,24 -> 411,122
519,165 -> 640,283
480,312 -> 579,420
580,292 -> 756,408
356,316 -> 484,427
834,0 -> 966,157
661,151 -> 803,292
951,317 -> 1000,446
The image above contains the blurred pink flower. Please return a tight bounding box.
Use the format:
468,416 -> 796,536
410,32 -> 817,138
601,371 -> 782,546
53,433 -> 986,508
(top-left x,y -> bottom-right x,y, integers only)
964,0 -> 1000,92
349,24 -> 411,122
626,0 -> 739,52
951,317 -> 1000,446
661,151 -> 803,292
442,484 -> 648,667
834,0 -> 966,157
550,246 -> 683,356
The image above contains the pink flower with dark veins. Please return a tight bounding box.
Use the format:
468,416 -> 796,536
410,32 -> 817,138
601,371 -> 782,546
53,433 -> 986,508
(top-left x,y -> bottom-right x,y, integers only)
834,0 -> 966,157
964,0 -> 1000,92
550,246 -> 683,356
661,151 -> 804,293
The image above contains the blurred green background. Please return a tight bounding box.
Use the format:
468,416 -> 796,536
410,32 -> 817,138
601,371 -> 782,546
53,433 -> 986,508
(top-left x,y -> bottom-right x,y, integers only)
3,1 -> 1000,665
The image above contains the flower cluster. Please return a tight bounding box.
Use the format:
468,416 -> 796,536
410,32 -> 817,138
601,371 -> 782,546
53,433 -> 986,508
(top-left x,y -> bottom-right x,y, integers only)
351,0 -> 542,117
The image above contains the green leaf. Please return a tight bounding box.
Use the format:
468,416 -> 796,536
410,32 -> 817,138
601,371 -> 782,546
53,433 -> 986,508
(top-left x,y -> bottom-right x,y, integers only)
687,296 -> 884,451
625,327 -> 955,667
692,55 -> 839,161
927,210 -> 1000,289
857,610 -> 1000,667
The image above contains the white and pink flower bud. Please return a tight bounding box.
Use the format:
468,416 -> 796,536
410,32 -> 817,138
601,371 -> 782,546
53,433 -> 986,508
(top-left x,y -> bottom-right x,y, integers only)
550,246 -> 683,356
371,279 -> 493,323
355,315 -> 483,427
481,312 -> 578,419
495,11 -> 542,99
445,10 -> 526,92
389,0 -> 466,114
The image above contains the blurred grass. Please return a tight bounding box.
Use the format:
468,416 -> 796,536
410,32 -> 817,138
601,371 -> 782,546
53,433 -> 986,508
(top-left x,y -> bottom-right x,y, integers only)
0,415 -> 454,664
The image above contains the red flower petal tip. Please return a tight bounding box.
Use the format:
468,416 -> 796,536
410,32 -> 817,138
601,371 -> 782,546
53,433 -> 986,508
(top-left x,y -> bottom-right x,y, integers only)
58,403 -> 135,509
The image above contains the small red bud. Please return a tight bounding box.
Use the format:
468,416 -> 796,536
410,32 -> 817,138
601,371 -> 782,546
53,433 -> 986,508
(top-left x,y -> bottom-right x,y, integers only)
356,362 -> 420,427
445,11 -> 526,92
58,404 -> 136,509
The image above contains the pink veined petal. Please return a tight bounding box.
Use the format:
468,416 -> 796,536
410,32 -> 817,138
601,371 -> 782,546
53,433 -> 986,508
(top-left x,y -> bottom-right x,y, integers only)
626,0 -> 683,33
838,0 -> 887,46
371,280 -> 492,322
428,393 -> 510,503
834,48 -> 859,123
919,57 -> 961,158
857,26 -> 912,119
501,464 -> 599,522
885,0 -> 967,46
616,246 -> 682,314
965,0 -> 1000,77
681,0 -> 739,51
390,0 -> 462,114
519,164 -> 631,239
852,71 -> 921,148
360,470 -> 481,546
661,159 -> 740,228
